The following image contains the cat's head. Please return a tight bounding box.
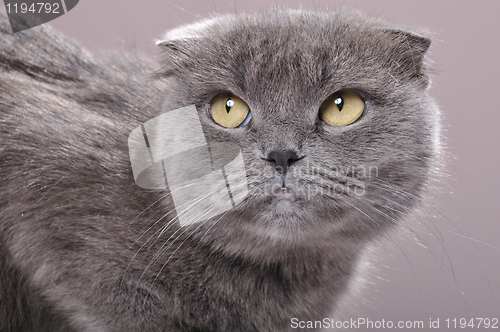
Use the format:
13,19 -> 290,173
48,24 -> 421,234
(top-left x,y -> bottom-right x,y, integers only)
147,9 -> 440,261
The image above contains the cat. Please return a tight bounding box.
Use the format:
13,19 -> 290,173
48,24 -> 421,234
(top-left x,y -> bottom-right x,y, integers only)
0,8 -> 441,332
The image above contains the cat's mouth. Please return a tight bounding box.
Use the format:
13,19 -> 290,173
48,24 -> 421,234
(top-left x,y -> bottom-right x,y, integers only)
268,186 -> 300,214
250,176 -> 309,217
272,187 -> 296,202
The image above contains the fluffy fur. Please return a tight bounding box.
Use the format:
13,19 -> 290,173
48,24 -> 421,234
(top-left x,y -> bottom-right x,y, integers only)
0,9 -> 440,332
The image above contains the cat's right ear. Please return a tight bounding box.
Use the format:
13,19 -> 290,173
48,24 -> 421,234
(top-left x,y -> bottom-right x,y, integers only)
155,18 -> 219,76
156,39 -> 195,76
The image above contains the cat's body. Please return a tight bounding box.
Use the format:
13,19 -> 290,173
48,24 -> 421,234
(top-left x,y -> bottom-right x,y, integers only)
0,9 -> 440,332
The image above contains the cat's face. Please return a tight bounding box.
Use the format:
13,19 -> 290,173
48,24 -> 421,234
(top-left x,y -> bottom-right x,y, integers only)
153,9 -> 439,259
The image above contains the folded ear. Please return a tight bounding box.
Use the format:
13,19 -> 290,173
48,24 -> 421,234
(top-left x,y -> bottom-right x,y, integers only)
383,29 -> 432,87
155,18 -> 219,76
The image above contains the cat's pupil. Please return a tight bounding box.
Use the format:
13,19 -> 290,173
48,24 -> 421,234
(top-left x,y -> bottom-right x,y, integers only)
226,99 -> 234,113
334,97 -> 344,112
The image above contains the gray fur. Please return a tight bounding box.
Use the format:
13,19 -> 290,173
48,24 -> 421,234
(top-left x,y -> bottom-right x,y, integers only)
0,9 -> 440,332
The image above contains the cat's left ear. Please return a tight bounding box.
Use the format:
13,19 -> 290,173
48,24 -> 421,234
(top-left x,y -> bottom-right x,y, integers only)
382,29 -> 432,88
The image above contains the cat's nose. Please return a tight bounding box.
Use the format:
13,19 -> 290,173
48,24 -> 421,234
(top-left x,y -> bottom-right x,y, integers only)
265,150 -> 301,176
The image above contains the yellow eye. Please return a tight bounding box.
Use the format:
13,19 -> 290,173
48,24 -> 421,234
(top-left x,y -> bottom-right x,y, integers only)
210,93 -> 251,128
319,90 -> 365,126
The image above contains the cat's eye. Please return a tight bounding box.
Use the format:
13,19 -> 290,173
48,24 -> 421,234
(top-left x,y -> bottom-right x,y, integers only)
319,90 -> 365,126
210,93 -> 252,128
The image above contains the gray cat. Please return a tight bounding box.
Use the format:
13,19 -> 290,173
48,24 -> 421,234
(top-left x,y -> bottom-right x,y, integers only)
0,8 -> 441,332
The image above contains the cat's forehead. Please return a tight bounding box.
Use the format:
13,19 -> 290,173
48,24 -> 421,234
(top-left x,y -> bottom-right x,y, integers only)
156,9 -> 431,109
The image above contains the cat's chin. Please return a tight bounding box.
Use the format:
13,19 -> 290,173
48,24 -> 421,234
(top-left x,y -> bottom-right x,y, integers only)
257,194 -> 319,233
190,192 -> 351,263
273,199 -> 295,215
270,187 -> 298,215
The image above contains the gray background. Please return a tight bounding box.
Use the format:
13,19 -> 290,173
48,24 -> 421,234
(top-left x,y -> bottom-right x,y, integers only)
16,0 -> 500,330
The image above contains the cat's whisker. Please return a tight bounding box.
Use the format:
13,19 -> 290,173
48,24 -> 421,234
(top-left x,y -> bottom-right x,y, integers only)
139,204 -> 222,307
371,178 -> 420,199
153,186 -> 222,242
306,173 -> 440,249
123,184 -> 216,289
127,183 -> 201,249
354,181 -> 448,250
163,207 -> 229,271
128,207 -> 176,250
147,198 -> 215,266
127,202 -> 197,270
355,195 -> 470,309
415,203 -> 498,302
355,197 -> 409,227
353,199 -> 454,294
120,208 -> 179,292
434,215 -> 500,253
132,181 -> 214,252
127,192 -> 170,230
356,198 -> 429,245
342,200 -> 382,230
361,197 -> 409,216
165,3 -> 201,20
135,188 -> 223,288
444,232 -> 496,303
365,179 -> 452,247
143,205 -> 227,305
